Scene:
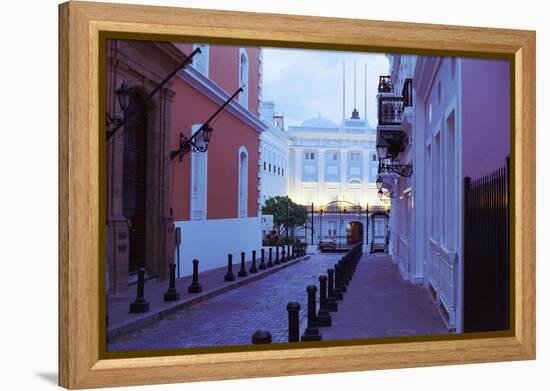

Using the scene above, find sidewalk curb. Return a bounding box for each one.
[107,255,310,341]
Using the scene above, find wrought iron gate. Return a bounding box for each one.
[315,201,366,252]
[463,158,510,332]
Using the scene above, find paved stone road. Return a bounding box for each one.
[107,253,343,351]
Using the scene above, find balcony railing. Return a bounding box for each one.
[378,96,404,125]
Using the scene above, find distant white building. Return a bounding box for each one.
[258,101,291,205]
[286,113,383,208]
[258,62,387,253]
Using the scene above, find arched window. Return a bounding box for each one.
[238,48,249,109]
[238,146,249,218]
[190,124,207,220]
[192,44,209,76]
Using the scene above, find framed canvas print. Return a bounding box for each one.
[58,1,536,389]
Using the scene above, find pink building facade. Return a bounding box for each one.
[170,43,267,277]
[105,40,267,293]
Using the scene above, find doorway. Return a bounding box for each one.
[122,92,148,274]
[347,221,363,245]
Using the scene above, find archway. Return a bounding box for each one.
[347,221,363,245]
[370,212,389,253]
[317,200,366,252]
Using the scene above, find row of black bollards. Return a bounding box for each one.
[251,242,363,344]
[129,258,204,313]
[224,244,305,282]
[129,244,308,315]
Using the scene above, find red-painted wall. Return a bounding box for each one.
[246,47,261,116]
[174,43,261,115]
[170,44,261,221]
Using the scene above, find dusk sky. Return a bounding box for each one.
[261,47,390,129]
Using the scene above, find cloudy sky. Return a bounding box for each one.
[261,47,390,129]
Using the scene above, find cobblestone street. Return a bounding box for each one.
[108,253,342,351]
[108,252,449,351]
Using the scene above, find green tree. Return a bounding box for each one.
[262,196,307,235]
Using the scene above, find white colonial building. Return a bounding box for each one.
[286,113,383,208]
[258,63,389,253]
[378,53,511,333]
[258,101,291,204]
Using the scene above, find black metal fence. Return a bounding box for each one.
[463,158,510,332]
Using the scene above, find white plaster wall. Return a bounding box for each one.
[259,126,290,204]
[174,217,262,277]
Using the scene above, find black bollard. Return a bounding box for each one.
[274,246,281,265]
[301,285,322,341]
[259,248,266,270]
[251,330,272,344]
[291,244,295,259]
[164,262,181,301]
[326,269,339,311]
[224,253,235,281]
[316,276,332,326]
[187,259,203,293]
[238,251,248,277]
[281,247,286,263]
[287,301,301,342]
[332,264,344,300]
[249,250,258,273]
[267,247,274,268]
[129,268,150,313]
[337,261,347,293]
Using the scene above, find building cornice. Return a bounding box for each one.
[390,54,402,80]
[177,66,268,133]
[288,131,376,141]
[157,42,267,133]
[413,56,442,100]
[262,124,291,145]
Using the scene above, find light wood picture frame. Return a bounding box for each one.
[58,1,536,389]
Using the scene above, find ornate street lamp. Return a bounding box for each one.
[376,144,389,161]
[170,87,243,161]
[376,131,409,161]
[170,124,213,160]
[379,158,413,178]
[376,176,384,190]
[107,47,202,141]
[116,81,131,114]
[378,188,396,199]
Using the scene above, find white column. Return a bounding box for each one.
[363,151,370,183]
[283,147,289,195]
[362,150,370,202]
[389,176,399,261]
[318,149,325,203]
[412,98,425,285]
[294,148,302,198]
[340,149,348,198]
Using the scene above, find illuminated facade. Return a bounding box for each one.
[286,114,383,208]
